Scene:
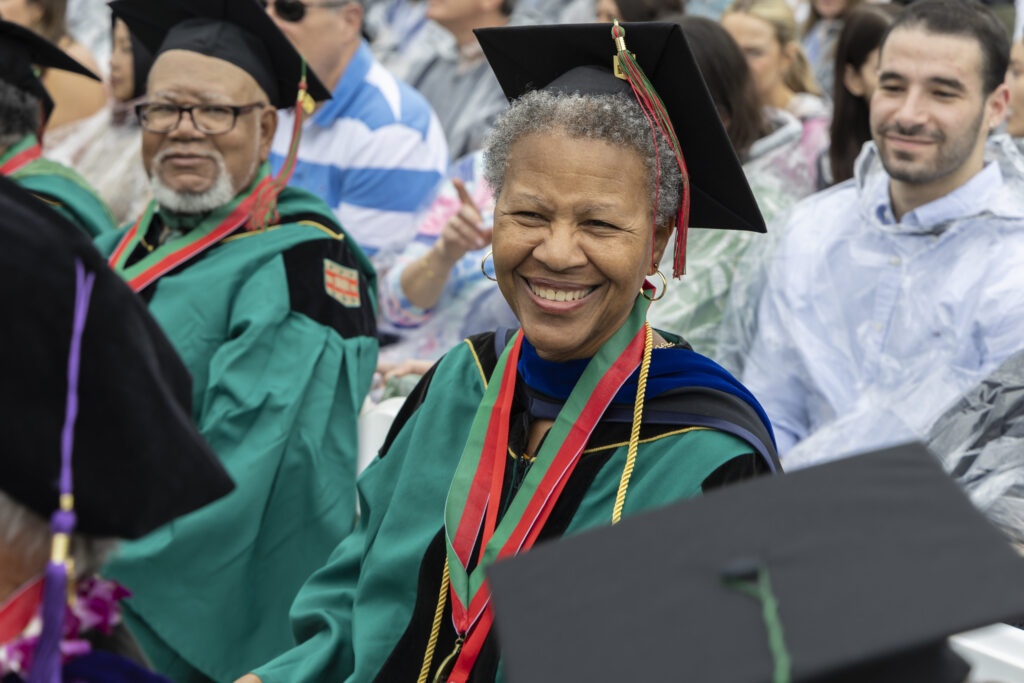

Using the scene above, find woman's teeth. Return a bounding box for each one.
[529,283,593,302]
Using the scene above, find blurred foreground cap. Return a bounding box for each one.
[0,175,234,539]
[0,19,100,122]
[489,442,1024,683]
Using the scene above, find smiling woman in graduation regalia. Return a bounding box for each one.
[243,21,779,683]
[92,1,378,681]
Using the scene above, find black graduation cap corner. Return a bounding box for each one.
[0,19,100,122]
[475,22,765,236]
[488,442,1024,683]
[0,174,234,539]
[108,0,331,109]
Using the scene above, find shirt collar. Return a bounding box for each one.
[872,161,1003,233]
[312,40,373,126]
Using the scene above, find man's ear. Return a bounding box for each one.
[985,82,1011,131]
[340,1,364,31]
[258,106,278,162]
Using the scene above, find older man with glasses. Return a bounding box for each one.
[93,1,379,682]
[263,0,448,277]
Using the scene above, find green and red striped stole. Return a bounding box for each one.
[441,294,651,681]
[108,174,273,293]
[0,135,42,176]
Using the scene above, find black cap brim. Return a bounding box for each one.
[0,175,234,539]
[488,443,1024,682]
[475,23,765,233]
[0,19,100,121]
[109,0,331,108]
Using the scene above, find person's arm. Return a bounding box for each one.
[400,178,490,310]
[111,238,379,682]
[740,225,813,456]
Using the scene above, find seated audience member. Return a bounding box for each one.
[650,15,817,360]
[0,20,113,235]
[722,0,830,183]
[821,3,897,187]
[378,149,517,365]
[265,0,448,273]
[0,174,233,683]
[365,0,452,82]
[742,0,1024,460]
[723,0,827,119]
[595,0,683,22]
[95,1,379,680]
[236,21,777,683]
[926,348,1024,548]
[800,0,864,99]
[0,0,105,129]
[407,0,514,158]
[46,17,153,224]
[1007,36,1024,144]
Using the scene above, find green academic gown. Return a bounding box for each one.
[96,168,379,683]
[1,134,114,236]
[252,330,777,683]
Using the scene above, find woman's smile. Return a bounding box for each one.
[492,131,671,362]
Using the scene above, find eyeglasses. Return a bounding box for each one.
[135,102,266,135]
[258,0,352,22]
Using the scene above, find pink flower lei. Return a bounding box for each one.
[0,576,131,677]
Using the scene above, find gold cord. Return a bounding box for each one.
[612,322,653,524]
[418,557,452,683]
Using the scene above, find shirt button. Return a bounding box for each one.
[874,322,883,331]
[889,256,901,266]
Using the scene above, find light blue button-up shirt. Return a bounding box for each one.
[742,136,1024,464]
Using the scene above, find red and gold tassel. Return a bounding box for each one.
[249,59,316,231]
[611,20,691,277]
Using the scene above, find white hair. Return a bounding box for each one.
[150,149,239,215]
[0,490,118,581]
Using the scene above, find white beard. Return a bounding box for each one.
[149,151,238,214]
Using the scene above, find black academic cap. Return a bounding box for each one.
[0,175,234,539]
[0,19,100,122]
[108,0,331,108]
[488,443,1024,683]
[475,23,764,233]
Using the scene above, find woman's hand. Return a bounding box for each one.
[233,675,262,683]
[434,179,492,264]
[401,179,493,311]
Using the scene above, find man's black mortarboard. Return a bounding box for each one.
[108,0,330,109]
[488,443,1024,683]
[0,174,234,540]
[0,19,100,123]
[476,22,765,277]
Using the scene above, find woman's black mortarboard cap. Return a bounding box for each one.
[0,19,100,123]
[475,22,765,237]
[489,443,1024,682]
[107,0,331,108]
[0,174,234,539]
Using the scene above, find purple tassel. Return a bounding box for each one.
[28,260,95,683]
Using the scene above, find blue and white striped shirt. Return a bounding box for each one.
[271,40,448,272]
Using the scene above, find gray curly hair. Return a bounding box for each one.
[483,89,683,227]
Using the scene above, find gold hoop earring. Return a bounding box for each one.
[480,250,497,282]
[641,270,667,302]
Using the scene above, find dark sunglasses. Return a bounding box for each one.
[259,0,352,22]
